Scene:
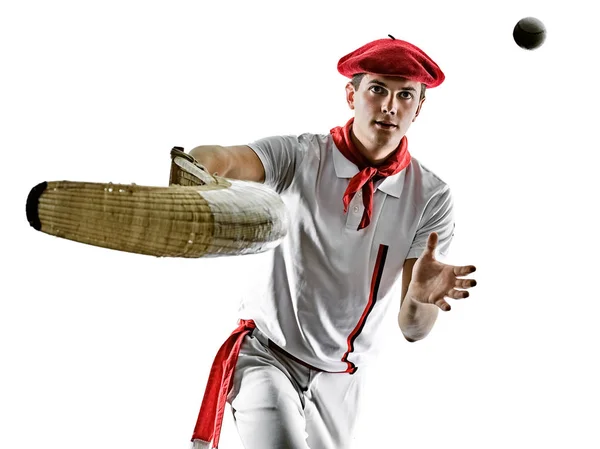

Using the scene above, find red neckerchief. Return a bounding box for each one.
[191,319,256,448]
[330,117,411,230]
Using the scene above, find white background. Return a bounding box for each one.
[2,0,599,448]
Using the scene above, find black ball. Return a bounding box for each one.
[513,17,546,50]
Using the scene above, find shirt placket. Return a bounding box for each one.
[345,189,364,230]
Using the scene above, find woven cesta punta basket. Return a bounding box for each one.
[25,147,289,258]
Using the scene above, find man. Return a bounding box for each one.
[187,35,477,449]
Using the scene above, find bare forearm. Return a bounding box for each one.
[188,145,265,182]
[188,145,231,177]
[398,293,439,342]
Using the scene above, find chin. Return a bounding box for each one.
[374,135,403,151]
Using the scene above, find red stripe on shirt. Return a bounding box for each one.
[341,244,388,374]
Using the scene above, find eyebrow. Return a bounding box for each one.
[368,79,417,92]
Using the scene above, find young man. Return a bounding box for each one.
[188,35,478,449]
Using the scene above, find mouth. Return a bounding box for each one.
[375,121,398,130]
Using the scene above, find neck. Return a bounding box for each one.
[350,127,399,166]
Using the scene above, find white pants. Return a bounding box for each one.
[225,327,368,449]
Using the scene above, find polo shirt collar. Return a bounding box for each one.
[332,143,409,199]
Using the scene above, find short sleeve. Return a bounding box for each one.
[247,135,309,194]
[406,185,455,263]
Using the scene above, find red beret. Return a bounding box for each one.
[337,35,445,88]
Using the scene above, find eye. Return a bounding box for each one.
[398,91,414,99]
[369,85,386,95]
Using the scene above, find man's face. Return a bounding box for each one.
[345,74,425,161]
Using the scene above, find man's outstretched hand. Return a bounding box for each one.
[409,232,477,312]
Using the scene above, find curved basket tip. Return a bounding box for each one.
[26,181,48,231]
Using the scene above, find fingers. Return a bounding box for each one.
[429,264,478,312]
[432,289,466,311]
[434,298,451,312]
[454,265,476,276]
[424,232,438,256]
[455,278,477,289]
[434,289,468,311]
[447,288,469,299]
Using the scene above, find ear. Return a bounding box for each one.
[412,96,426,122]
[345,82,356,110]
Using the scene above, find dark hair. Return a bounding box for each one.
[351,73,426,101]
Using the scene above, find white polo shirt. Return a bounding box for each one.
[238,132,455,373]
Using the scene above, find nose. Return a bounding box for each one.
[381,96,397,116]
